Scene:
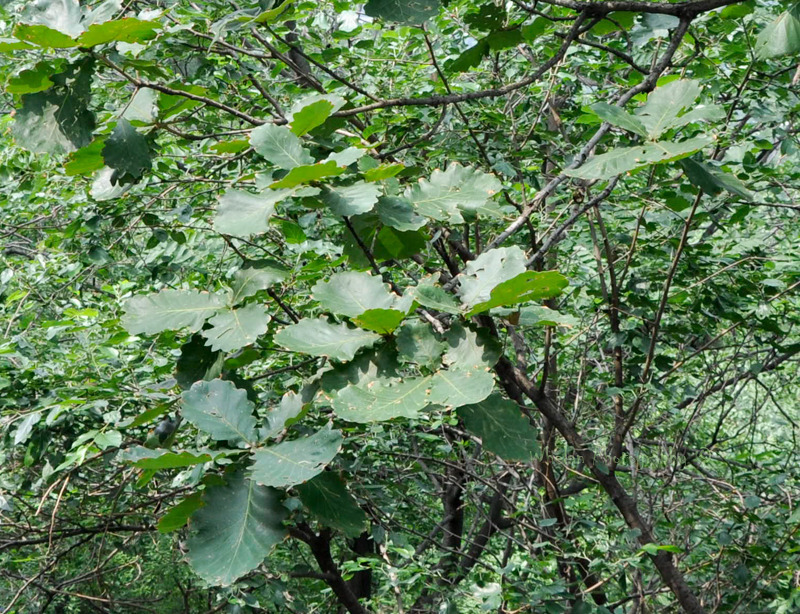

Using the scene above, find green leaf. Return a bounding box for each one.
[450,39,489,72]
[119,446,213,469]
[214,188,292,236]
[250,425,342,487]
[352,309,406,334]
[364,0,440,25]
[296,473,367,537]
[175,334,224,390]
[78,18,160,47]
[376,196,427,231]
[467,271,569,316]
[565,137,710,180]
[429,369,494,408]
[364,163,405,182]
[12,24,77,48]
[456,246,527,308]
[7,61,59,94]
[679,158,753,200]
[396,320,446,368]
[375,227,427,260]
[406,163,502,223]
[158,493,205,533]
[229,262,289,304]
[202,304,270,353]
[64,138,106,176]
[187,473,286,586]
[102,119,152,183]
[181,379,258,443]
[289,95,345,136]
[250,124,313,169]
[330,376,432,422]
[459,394,539,461]
[275,318,381,362]
[312,271,395,317]
[270,161,346,188]
[590,102,647,137]
[321,181,381,216]
[12,58,95,154]
[122,290,226,335]
[756,4,800,59]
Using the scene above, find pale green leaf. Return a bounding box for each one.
[321,181,381,216]
[429,369,494,407]
[250,124,313,169]
[312,271,395,317]
[214,188,292,236]
[274,318,381,361]
[330,376,431,422]
[122,290,226,335]
[591,102,647,137]
[250,425,342,487]
[202,304,270,352]
[229,263,290,304]
[376,196,427,231]
[756,4,800,59]
[456,246,527,308]
[405,163,501,223]
[467,271,569,316]
[181,379,258,443]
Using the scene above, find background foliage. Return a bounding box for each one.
[1,0,799,612]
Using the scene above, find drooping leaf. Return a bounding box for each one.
[181,379,258,443]
[679,158,753,200]
[429,368,494,408]
[296,473,367,537]
[250,425,342,487]
[312,271,395,317]
[459,394,540,461]
[396,320,447,368]
[102,119,152,183]
[330,376,432,422]
[321,181,381,216]
[467,271,569,316]
[326,147,365,167]
[229,262,290,304]
[187,473,286,586]
[122,87,157,123]
[352,309,406,334]
[122,290,226,335]
[214,188,292,236]
[250,124,314,169]
[270,161,346,188]
[564,137,710,180]
[202,304,270,353]
[456,246,527,308]
[364,0,440,25]
[274,318,381,361]
[406,163,502,223]
[158,493,205,533]
[756,4,800,59]
[12,58,95,154]
[175,333,224,390]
